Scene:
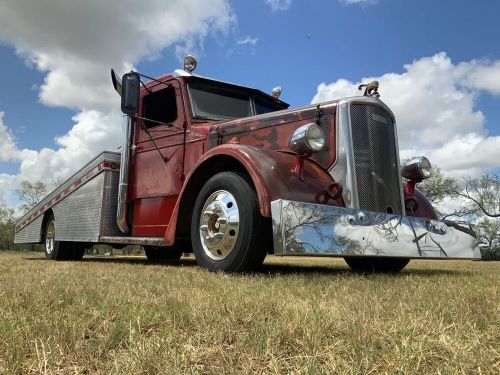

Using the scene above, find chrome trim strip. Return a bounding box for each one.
[329,96,405,215]
[271,199,480,259]
[99,236,164,246]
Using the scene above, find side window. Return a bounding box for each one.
[142,87,177,128]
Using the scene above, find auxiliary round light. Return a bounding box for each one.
[184,55,197,73]
[401,156,433,181]
[418,156,432,178]
[289,123,326,154]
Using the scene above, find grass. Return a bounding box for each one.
[0,252,498,374]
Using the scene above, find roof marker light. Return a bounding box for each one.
[184,55,197,73]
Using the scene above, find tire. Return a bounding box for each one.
[44,213,87,261]
[191,172,269,273]
[143,246,182,261]
[344,257,410,273]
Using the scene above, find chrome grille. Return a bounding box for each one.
[350,104,402,214]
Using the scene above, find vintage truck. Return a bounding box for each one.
[14,56,480,272]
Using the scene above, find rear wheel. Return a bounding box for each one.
[191,172,269,273]
[344,257,410,273]
[44,213,87,261]
[143,246,182,261]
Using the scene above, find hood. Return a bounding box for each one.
[208,101,338,141]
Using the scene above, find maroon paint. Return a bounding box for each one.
[162,145,341,245]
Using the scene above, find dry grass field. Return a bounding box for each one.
[0,251,498,374]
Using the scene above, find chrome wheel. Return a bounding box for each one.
[199,190,239,260]
[45,220,55,254]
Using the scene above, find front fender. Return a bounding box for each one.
[204,145,339,215]
[163,144,339,245]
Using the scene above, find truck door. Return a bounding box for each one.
[129,80,185,237]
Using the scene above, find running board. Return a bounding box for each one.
[99,236,165,246]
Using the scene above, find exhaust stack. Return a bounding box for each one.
[111,69,140,234]
[116,116,131,233]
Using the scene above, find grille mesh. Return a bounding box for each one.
[350,104,402,214]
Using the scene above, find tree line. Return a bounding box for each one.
[1,169,499,259]
[0,181,48,251]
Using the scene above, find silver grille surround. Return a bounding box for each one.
[329,97,405,215]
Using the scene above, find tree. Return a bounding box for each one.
[416,165,459,206]
[475,217,500,249]
[0,203,15,250]
[453,173,500,218]
[17,181,47,214]
[475,217,500,260]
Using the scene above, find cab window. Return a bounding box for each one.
[142,87,177,128]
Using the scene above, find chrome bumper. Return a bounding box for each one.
[271,200,480,259]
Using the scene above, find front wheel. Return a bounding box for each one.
[344,257,410,273]
[191,172,269,273]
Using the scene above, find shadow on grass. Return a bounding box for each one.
[260,262,470,277]
[24,255,469,277]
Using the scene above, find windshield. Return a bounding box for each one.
[189,83,251,120]
[188,79,286,120]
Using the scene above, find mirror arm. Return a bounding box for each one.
[133,71,172,86]
[140,80,152,94]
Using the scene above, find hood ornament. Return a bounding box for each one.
[358,80,380,98]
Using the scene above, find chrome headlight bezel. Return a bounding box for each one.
[289,123,326,154]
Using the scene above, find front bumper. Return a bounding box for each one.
[271,200,480,259]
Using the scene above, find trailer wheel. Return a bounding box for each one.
[143,246,182,261]
[344,257,410,273]
[44,213,86,261]
[44,214,63,260]
[191,172,269,273]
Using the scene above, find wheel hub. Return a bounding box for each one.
[199,190,239,260]
[46,220,55,254]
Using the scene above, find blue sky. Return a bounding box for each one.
[0,0,499,207]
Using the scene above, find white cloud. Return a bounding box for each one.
[237,36,259,46]
[18,111,124,183]
[0,110,123,202]
[264,0,292,12]
[0,174,17,205]
[312,52,500,178]
[0,0,235,111]
[0,112,33,163]
[0,0,235,209]
[460,60,500,95]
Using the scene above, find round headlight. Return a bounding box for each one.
[418,157,432,178]
[289,123,326,154]
[401,156,433,181]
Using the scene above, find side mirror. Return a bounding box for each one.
[121,72,140,115]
